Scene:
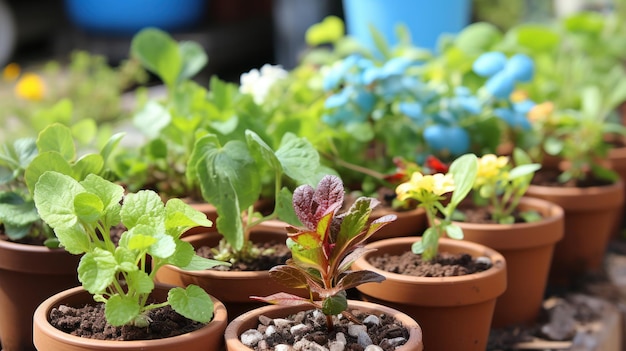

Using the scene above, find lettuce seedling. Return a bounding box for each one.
[34,171,228,327]
[252,175,396,330]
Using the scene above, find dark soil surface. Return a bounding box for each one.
[0,231,47,245]
[456,202,530,224]
[532,168,613,188]
[196,240,291,271]
[48,303,205,341]
[241,308,410,351]
[368,251,492,277]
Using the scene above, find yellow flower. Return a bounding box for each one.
[2,63,20,81]
[396,172,455,201]
[476,154,509,183]
[14,73,46,101]
[510,90,528,103]
[527,101,554,122]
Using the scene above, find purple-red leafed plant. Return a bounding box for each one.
[252,174,397,330]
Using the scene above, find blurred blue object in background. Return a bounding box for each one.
[64,0,208,35]
[342,0,473,53]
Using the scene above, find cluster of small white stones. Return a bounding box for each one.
[239,309,408,351]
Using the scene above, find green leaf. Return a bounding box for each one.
[245,130,281,175]
[80,174,125,212]
[34,171,85,229]
[449,154,478,208]
[133,100,172,140]
[77,248,117,294]
[13,138,37,169]
[165,198,213,237]
[54,225,90,254]
[73,192,104,223]
[581,86,602,119]
[178,41,208,81]
[275,187,301,226]
[322,293,348,316]
[70,119,97,146]
[121,190,166,229]
[0,193,39,226]
[36,123,76,161]
[169,285,214,323]
[147,231,176,259]
[275,133,321,184]
[508,24,559,53]
[508,164,541,180]
[180,252,230,270]
[25,152,73,194]
[126,270,154,294]
[445,224,464,240]
[105,294,140,327]
[127,232,157,251]
[454,22,502,54]
[100,132,125,165]
[520,210,542,223]
[72,154,104,180]
[305,15,344,46]
[131,28,182,87]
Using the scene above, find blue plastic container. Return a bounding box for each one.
[342,0,473,52]
[64,0,207,35]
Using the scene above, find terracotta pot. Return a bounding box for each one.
[33,284,227,351]
[367,206,427,242]
[352,237,507,351]
[526,180,624,286]
[154,229,308,321]
[224,300,424,351]
[456,197,564,328]
[0,239,80,351]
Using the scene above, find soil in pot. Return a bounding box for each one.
[239,308,410,351]
[48,303,205,341]
[196,239,291,271]
[368,250,492,277]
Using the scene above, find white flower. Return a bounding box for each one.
[239,64,288,105]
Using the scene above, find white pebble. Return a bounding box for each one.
[348,324,367,337]
[290,323,309,334]
[362,315,380,325]
[328,340,345,351]
[265,325,277,336]
[386,337,407,346]
[240,329,263,347]
[476,256,492,265]
[293,338,328,351]
[275,344,294,351]
[335,332,347,344]
[364,346,383,351]
[273,318,293,329]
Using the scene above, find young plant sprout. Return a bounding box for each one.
[252,175,396,331]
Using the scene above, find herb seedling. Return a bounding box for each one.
[34,171,228,327]
[252,175,396,330]
[0,123,123,247]
[469,148,542,224]
[395,153,478,260]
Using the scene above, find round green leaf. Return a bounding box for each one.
[168,285,214,323]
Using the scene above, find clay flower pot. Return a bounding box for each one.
[456,197,564,328]
[525,179,624,286]
[367,206,427,242]
[224,300,424,351]
[33,284,228,351]
[154,229,308,320]
[0,239,80,351]
[352,237,507,351]
[608,145,626,237]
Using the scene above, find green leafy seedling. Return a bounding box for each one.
[34,171,228,327]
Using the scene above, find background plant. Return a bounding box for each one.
[252,174,396,330]
[34,171,228,327]
[0,123,122,247]
[467,148,541,224]
[395,154,478,260]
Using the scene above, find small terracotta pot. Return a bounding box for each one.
[367,206,427,242]
[224,300,424,351]
[154,229,308,321]
[526,180,624,286]
[456,197,564,328]
[352,237,507,351]
[0,239,80,351]
[33,284,228,351]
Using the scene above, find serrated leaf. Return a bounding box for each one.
[126,270,154,294]
[127,233,157,251]
[34,171,85,229]
[54,224,90,254]
[80,174,125,211]
[25,152,73,194]
[169,285,214,323]
[36,123,75,161]
[121,190,166,229]
[73,192,104,223]
[105,294,140,327]
[71,154,104,180]
[164,198,213,237]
